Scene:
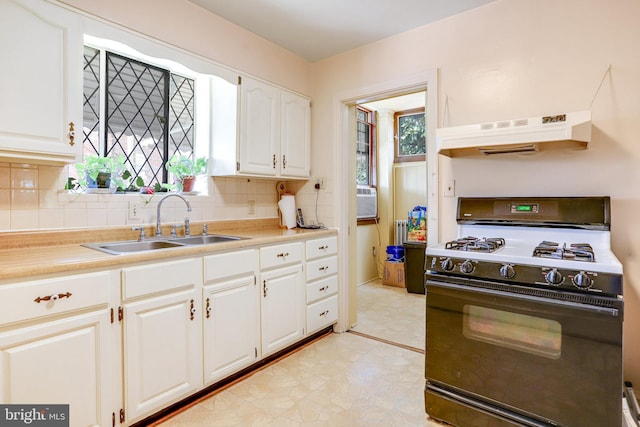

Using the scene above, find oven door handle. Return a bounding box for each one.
[427,280,621,318]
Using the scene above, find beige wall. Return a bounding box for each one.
[356,224,379,285]
[311,0,640,385]
[59,0,312,94]
[394,163,427,220]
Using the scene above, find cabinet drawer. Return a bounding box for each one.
[306,294,338,334]
[260,242,303,270]
[306,256,337,282]
[122,258,201,300]
[0,271,112,326]
[204,249,258,283]
[306,276,338,304]
[305,236,337,260]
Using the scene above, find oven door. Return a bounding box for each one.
[425,276,622,427]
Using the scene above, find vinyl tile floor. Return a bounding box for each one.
[351,280,425,352]
[156,280,442,426]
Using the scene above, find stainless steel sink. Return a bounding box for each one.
[172,235,244,245]
[84,240,186,255]
[83,234,246,255]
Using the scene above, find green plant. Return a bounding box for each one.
[165,154,208,180]
[117,169,150,192]
[75,154,128,190]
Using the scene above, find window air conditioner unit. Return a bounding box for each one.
[357,187,377,219]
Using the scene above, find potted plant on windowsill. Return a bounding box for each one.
[75,154,128,193]
[165,154,208,193]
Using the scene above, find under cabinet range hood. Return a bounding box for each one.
[437,110,592,157]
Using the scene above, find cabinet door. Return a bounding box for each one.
[0,310,113,427]
[123,289,202,422]
[260,264,304,356]
[280,90,310,178]
[0,0,82,164]
[203,274,259,385]
[238,76,280,175]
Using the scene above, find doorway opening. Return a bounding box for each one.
[333,69,438,340]
[350,91,427,351]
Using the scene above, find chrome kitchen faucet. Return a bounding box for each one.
[156,194,192,237]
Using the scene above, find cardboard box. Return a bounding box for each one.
[383,260,405,288]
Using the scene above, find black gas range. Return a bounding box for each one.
[425,197,623,427]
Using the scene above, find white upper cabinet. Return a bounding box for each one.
[0,0,83,164]
[210,75,310,179]
[239,76,281,176]
[280,89,311,178]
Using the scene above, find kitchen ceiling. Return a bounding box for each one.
[187,0,495,62]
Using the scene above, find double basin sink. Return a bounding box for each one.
[84,234,245,255]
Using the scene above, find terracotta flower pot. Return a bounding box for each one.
[181,176,196,192]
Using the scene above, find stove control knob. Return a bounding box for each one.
[440,258,454,271]
[460,260,475,274]
[545,269,563,286]
[573,272,592,289]
[500,264,515,279]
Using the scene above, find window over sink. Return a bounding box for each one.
[70,35,212,193]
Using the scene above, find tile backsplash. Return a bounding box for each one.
[0,162,280,231]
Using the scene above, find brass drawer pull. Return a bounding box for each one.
[190,299,196,321]
[34,292,72,303]
[206,297,211,319]
[318,245,328,250]
[319,266,329,272]
[320,310,329,317]
[277,252,289,258]
[319,286,328,292]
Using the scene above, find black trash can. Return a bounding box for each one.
[403,241,426,294]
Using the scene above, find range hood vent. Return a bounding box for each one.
[437,111,591,157]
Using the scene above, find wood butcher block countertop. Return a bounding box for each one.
[0,218,337,282]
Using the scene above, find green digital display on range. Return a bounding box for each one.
[510,203,538,214]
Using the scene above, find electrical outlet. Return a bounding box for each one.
[317,177,326,189]
[248,200,256,215]
[128,202,140,220]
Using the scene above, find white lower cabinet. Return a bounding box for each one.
[203,249,259,385]
[0,270,118,427]
[260,242,305,357]
[121,258,202,424]
[306,293,338,333]
[305,236,339,334]
[0,233,338,426]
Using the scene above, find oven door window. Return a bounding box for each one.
[463,305,561,359]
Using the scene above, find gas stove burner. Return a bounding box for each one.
[445,236,505,253]
[532,241,595,262]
